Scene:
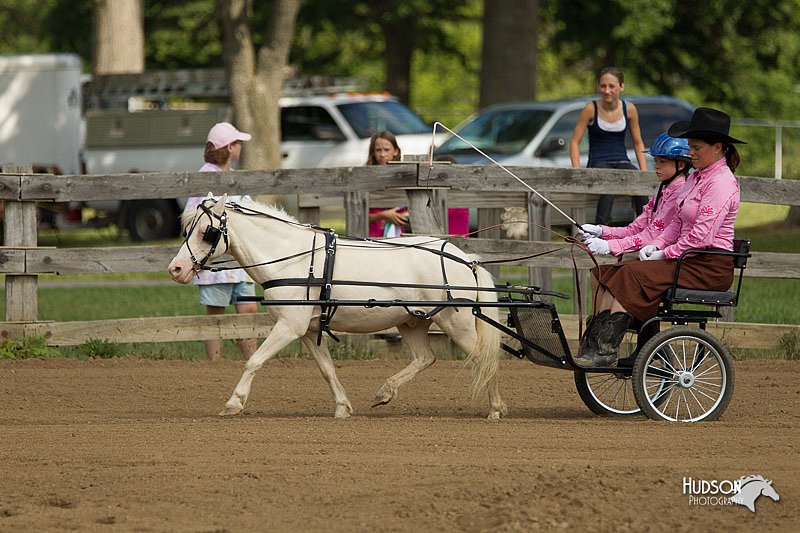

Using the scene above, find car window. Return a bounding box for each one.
[438,108,553,155]
[281,106,342,141]
[626,103,694,149]
[538,109,585,157]
[337,101,429,138]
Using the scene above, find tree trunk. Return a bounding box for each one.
[479,0,539,108]
[382,17,416,105]
[93,0,144,74]
[220,0,300,171]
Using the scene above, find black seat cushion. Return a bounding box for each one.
[669,288,737,306]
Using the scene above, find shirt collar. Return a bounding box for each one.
[694,157,728,180]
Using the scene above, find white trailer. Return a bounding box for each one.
[0,54,83,175]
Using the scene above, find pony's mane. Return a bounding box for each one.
[180,196,299,228]
[236,198,299,223]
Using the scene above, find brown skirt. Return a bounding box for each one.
[594,251,734,321]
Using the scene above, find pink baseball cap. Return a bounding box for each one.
[206,122,252,149]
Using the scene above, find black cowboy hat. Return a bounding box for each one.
[667,107,746,144]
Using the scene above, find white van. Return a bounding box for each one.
[0,54,83,175]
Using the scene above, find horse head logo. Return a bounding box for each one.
[731,475,780,513]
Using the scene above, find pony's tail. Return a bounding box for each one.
[466,265,503,401]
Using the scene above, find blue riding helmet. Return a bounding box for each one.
[644,132,691,161]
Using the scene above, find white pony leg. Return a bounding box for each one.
[485,378,507,421]
[437,310,506,420]
[220,321,299,416]
[300,334,353,419]
[372,322,435,407]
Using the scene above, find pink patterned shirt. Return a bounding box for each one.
[651,157,739,259]
[600,176,686,256]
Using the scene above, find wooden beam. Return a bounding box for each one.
[1,313,797,351]
[12,166,800,206]
[6,242,800,279]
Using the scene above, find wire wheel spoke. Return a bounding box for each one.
[588,374,636,410]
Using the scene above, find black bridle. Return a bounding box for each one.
[183,198,229,272]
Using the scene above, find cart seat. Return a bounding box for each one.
[663,238,750,310]
[669,288,738,306]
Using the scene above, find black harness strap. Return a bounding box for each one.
[317,230,339,345]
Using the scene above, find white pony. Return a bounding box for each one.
[168,194,506,419]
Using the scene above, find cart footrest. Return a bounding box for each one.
[509,305,570,368]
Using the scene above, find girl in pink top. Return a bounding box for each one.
[580,133,691,256]
[577,108,744,367]
[366,131,470,237]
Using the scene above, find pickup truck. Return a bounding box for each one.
[84,93,440,240]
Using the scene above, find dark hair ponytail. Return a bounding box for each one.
[724,144,740,172]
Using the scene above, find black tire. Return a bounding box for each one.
[632,327,735,422]
[124,200,180,241]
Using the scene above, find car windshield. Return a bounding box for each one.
[438,108,553,155]
[337,101,430,138]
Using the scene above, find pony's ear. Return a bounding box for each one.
[213,193,228,215]
[205,192,214,200]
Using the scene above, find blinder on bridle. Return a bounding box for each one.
[184,198,229,271]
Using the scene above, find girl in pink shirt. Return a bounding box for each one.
[577,108,744,367]
[580,133,691,256]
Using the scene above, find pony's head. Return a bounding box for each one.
[168,192,229,284]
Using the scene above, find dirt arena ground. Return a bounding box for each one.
[1,356,797,532]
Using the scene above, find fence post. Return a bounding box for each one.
[528,193,552,291]
[406,188,447,235]
[477,208,503,279]
[3,164,38,322]
[345,191,368,237]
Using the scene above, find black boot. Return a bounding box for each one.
[577,312,631,367]
[577,310,609,359]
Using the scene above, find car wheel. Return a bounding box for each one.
[124,200,180,241]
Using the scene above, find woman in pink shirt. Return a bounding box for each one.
[580,132,691,256]
[577,108,744,366]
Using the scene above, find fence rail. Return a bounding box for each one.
[2,163,799,349]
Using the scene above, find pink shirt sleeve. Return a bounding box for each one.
[603,177,685,256]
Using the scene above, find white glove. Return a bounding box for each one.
[639,244,665,261]
[586,237,611,255]
[580,224,603,238]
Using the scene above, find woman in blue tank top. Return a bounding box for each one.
[570,66,648,225]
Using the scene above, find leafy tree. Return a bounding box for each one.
[294,0,481,105]
[144,0,222,68]
[545,0,800,118]
[0,1,60,53]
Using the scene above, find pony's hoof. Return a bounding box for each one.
[371,385,394,407]
[334,405,352,419]
[487,411,502,421]
[219,404,243,416]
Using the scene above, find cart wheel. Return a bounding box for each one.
[574,370,640,415]
[573,331,642,416]
[632,327,735,422]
